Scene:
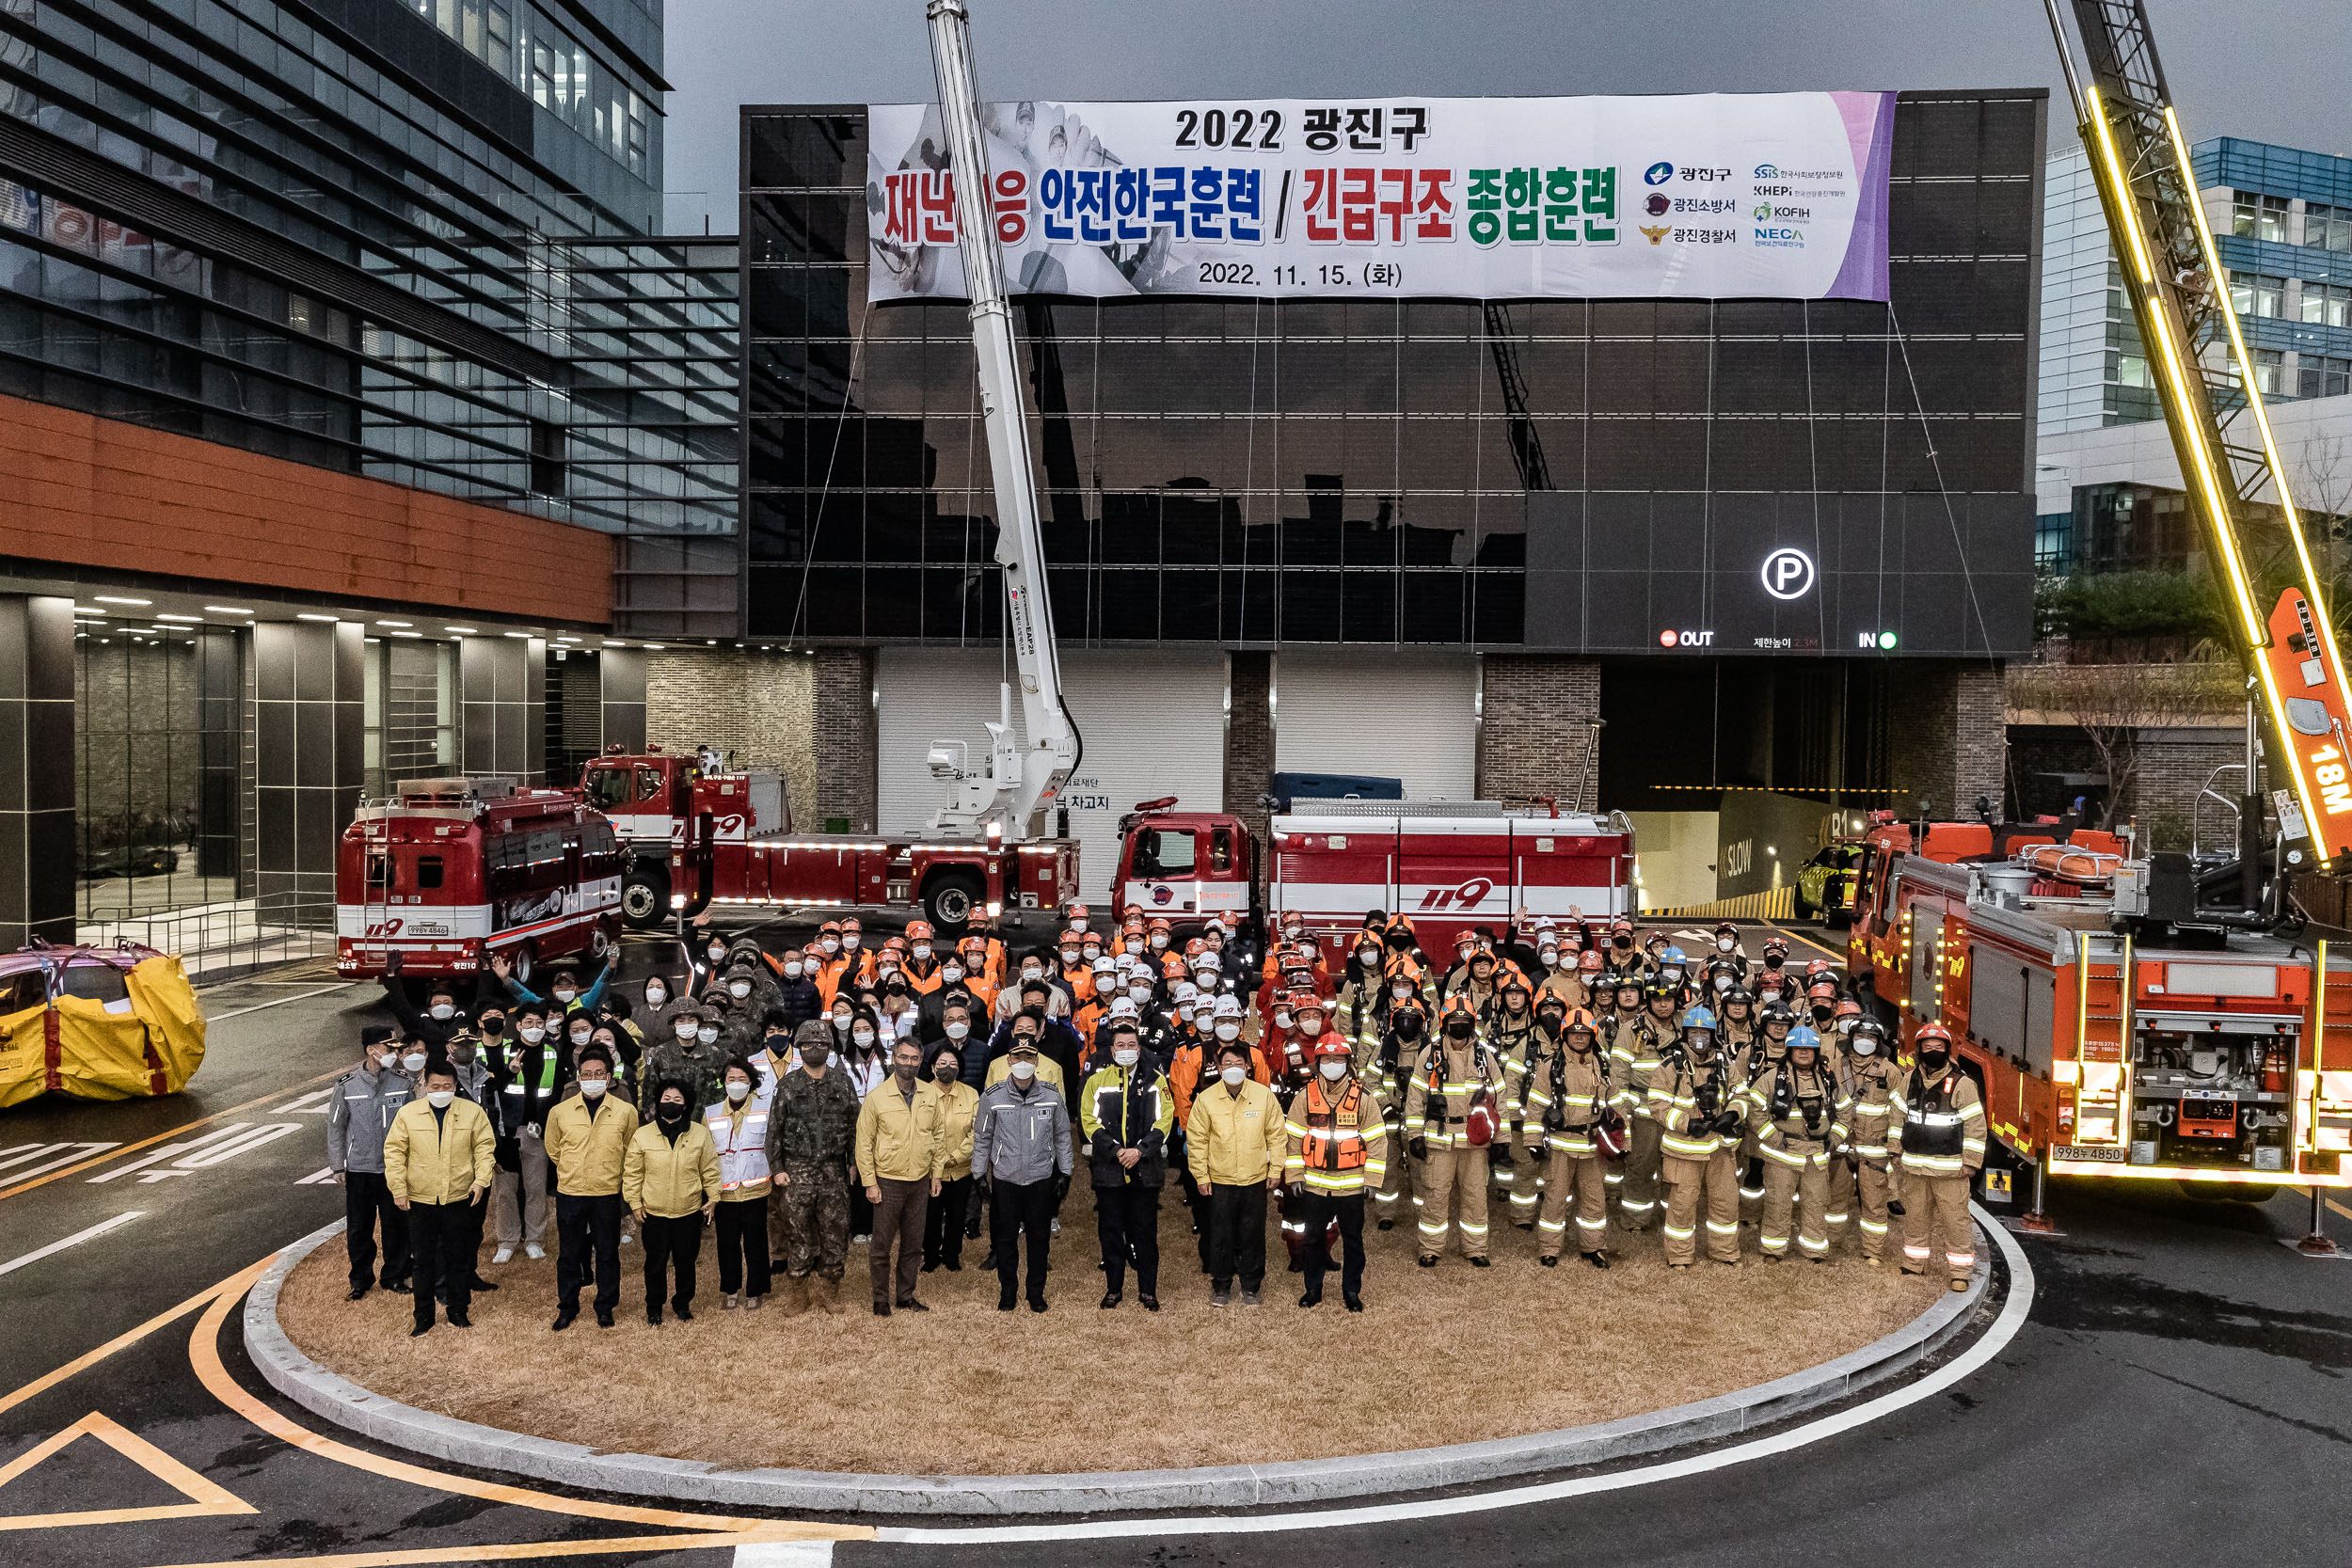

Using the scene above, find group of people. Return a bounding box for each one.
[328,904,1987,1337]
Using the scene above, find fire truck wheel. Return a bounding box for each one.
[2178,1180,2280,1204]
[620,864,672,929]
[922,869,986,934]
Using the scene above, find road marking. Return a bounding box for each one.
[277,1087,341,1116]
[736,1545,836,1567]
[141,1535,760,1568]
[0,1410,256,1532]
[203,985,353,1022]
[183,1270,875,1542]
[295,1167,338,1185]
[87,1123,303,1183]
[0,1212,144,1277]
[0,1143,119,1182]
[879,1209,2037,1544]
[0,1261,270,1421]
[1768,920,1850,962]
[0,1067,347,1202]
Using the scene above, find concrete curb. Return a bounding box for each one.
[245,1219,1993,1517]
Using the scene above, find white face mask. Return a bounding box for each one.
[429,1004,454,1022]
[1215,1021,1241,1041]
[1851,1037,1878,1057]
[1009,1058,1037,1082]
[851,1027,875,1047]
[518,1025,546,1044]
[370,1052,394,1073]
[552,989,575,1004]
[1195,972,1218,990]
[913,943,932,959]
[945,1020,970,1040]
[1022,965,1043,982]
[840,934,860,951]
[675,1020,697,1038]
[1113,1047,1140,1068]
[728,979,752,998]
[708,944,727,962]
[570,1028,592,1047]
[1273,1010,1294,1030]
[1391,984,1411,1001]
[1319,1059,1348,1081]
[784,960,804,978]
[645,983,667,1005]
[1129,984,1152,1004]
[820,938,840,955]
[1540,948,1560,968]
[697,1025,720,1044]
[402,1051,428,1073]
[725,1079,751,1102]
[1715,975,1733,991]
[426,1088,455,1108]
[943,963,965,982]
[1220,1064,1248,1087]
[1058,947,1078,965]
[1149,934,1168,950]
[1082,942,1101,959]
[832,1011,852,1029]
[578,1076,609,1099]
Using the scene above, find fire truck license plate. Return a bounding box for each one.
[2055,1145,2128,1164]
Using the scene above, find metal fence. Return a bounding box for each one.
[78,895,340,984]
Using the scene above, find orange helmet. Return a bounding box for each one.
[959,933,988,956]
[1147,916,1172,934]
[1183,937,1208,958]
[881,935,908,954]
[1578,949,1604,973]
[1308,1034,1354,1063]
[904,921,933,942]
[1914,1022,1954,1047]
[1292,990,1330,1022]
[1561,1006,1599,1038]
[1162,953,1188,980]
[818,919,843,936]
[840,916,863,932]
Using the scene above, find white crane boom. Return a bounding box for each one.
[920,0,1079,844]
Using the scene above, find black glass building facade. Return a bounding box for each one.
[742,91,2042,655]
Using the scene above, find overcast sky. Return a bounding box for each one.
[655,0,2349,234]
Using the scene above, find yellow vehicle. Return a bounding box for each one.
[1793,840,1865,927]
[0,941,207,1108]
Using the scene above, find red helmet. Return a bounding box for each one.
[903,921,933,942]
[1309,1035,1354,1064]
[1161,953,1188,979]
[1805,958,1833,977]
[1914,1022,1954,1047]
[1807,979,1840,1002]
[1578,949,1605,973]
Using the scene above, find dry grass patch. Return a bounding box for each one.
[281,1185,1939,1475]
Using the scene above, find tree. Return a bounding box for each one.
[2007,661,2238,830]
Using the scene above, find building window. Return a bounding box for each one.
[530,416,567,497]
[2252,348,2285,397]
[2034,511,2073,570]
[2306,202,2352,253]
[2301,280,2352,328]
[2298,354,2352,401]
[2233,192,2289,244]
[2231,272,2287,319]
[363,638,456,800]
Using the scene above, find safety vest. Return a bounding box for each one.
[1298,1076,1370,1172]
[704,1093,772,1192]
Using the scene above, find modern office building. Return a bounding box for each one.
[732,91,2043,894]
[0,0,737,946]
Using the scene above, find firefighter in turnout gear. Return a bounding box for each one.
[1835,1017,1899,1261]
[1371,996,1429,1229]
[1403,1000,1504,1266]
[1891,1022,1984,1290]
[1747,1025,1851,1261]
[1736,1001,1796,1218]
[1283,1037,1386,1309]
[1608,978,1678,1231]
[1652,1006,1749,1267]
[1520,1006,1615,1268]
[1485,971,1538,1226]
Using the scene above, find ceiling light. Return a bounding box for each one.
[389,630,423,639]
[156,613,203,622]
[95,595,151,606]
[601,640,626,647]
[296,612,339,622]
[204,606,255,615]
[375,620,413,628]
[502,631,531,639]
[643,642,667,650]
[444,626,478,635]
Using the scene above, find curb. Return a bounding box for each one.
[245,1219,1994,1517]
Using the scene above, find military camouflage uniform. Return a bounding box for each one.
[639,1035,731,1118]
[765,1022,859,1282]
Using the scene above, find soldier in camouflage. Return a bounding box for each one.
[640,1003,733,1118]
[765,1018,859,1314]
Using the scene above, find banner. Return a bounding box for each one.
[866,92,1894,304]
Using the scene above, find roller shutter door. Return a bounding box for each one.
[875,648,1226,901]
[1273,651,1478,800]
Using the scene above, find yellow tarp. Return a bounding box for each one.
[0,955,207,1109]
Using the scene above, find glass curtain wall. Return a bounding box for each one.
[74,623,242,921]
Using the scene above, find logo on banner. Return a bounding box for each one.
[1638,225,1671,246]
[1418,878,1497,911]
[1644,161,1675,185]
[1761,548,1817,600]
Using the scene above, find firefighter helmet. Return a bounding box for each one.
[1562,1006,1599,1039]
[1759,999,1795,1025]
[1761,935,1789,958]
[1309,1035,1354,1064]
[904,921,933,942]
[1848,1018,1886,1055]
[1579,949,1605,973]
[1161,953,1188,980]
[1914,1022,1954,1047]
[1786,1024,1823,1054]
[1682,1005,1718,1032]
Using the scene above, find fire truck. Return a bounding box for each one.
[1849,816,2352,1202]
[580,745,1078,933]
[335,777,622,984]
[1111,798,1638,952]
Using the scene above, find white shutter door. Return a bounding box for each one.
[875,649,1225,898]
[1273,651,1478,800]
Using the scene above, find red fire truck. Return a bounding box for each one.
[335,777,622,984]
[1111,798,1639,952]
[581,748,1078,933]
[1849,816,2352,1202]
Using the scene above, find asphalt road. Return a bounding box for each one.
[0,920,2345,1568]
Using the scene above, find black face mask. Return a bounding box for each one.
[656,1102,687,1126]
[480,1018,504,1037]
[802,1046,831,1069]
[1394,1016,1422,1040]
[933,1061,959,1083]
[1446,1021,1473,1040]
[1920,1048,1951,1072]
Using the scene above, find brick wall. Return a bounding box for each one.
[1476,655,1603,808]
[811,649,876,832]
[644,650,818,827]
[2,390,612,624]
[2009,721,2254,849]
[1890,660,2008,818]
[1224,651,1272,843]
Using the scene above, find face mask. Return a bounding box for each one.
[570,1023,593,1043]
[719,979,746,999]
[1320,1058,1348,1081]
[1717,938,1737,953]
[1358,947,1379,967]
[1715,975,1733,992]
[934,1060,960,1083]
[553,988,576,1005]
[657,1101,687,1125]
[784,960,803,978]
[895,1058,917,1081]
[480,1016,505,1037]
[518,1024,546,1044]
[820,938,840,955]
[1391,983,1411,1001]
[1215,1021,1241,1041]
[1220,1065,1248,1087]
[1150,935,1168,950]
[645,983,667,1006]
[851,1028,874,1047]
[1395,1015,1422,1039]
[724,1079,751,1103]
[943,963,964,982]
[1764,955,1784,970]
[832,1011,852,1029]
[841,934,860,951]
[1129,984,1151,1004]
[1851,1037,1879,1057]
[1273,1010,1294,1030]
[802,1046,830,1070]
[1195,973,1218,990]
[1921,1048,1951,1071]
[371,1051,397,1073]
[945,1021,970,1041]
[578,1076,609,1099]
[698,1025,720,1045]
[913,943,932,959]
[429,1004,454,1022]
[1541,949,1561,968]
[426,1089,454,1108]
[1022,965,1043,982]
[675,1020,697,1038]
[1114,1046,1139,1068]
[1009,1059,1037,1082]
[402,1051,428,1073]
[1445,1021,1472,1041]
[1082,942,1101,959]
[1538,1012,1565,1033]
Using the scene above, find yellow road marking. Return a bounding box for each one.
[138,1532,782,1568]
[183,1271,872,1542]
[0,1261,268,1421]
[0,1067,349,1202]
[1768,921,1849,963]
[0,1411,256,1532]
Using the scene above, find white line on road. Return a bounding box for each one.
[295,1167,338,1185]
[276,1087,341,1116]
[0,1142,120,1181]
[733,1545,834,1568]
[880,1207,2037,1544]
[204,985,353,1022]
[86,1122,304,1183]
[0,1212,144,1277]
